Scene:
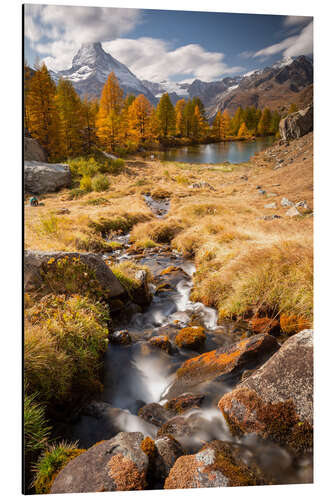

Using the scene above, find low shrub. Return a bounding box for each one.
[25,294,110,401]
[80,175,93,193]
[84,197,110,206]
[131,218,183,244]
[33,441,85,494]
[92,174,110,192]
[40,255,110,299]
[38,214,59,236]
[67,188,85,200]
[89,213,148,236]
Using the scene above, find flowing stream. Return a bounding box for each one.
[67,195,312,486]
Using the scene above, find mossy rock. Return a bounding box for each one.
[175,326,206,350]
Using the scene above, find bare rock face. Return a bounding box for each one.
[24,137,47,162]
[24,250,125,299]
[50,432,148,493]
[218,330,313,453]
[279,105,313,141]
[24,160,72,194]
[165,334,279,399]
[164,440,265,489]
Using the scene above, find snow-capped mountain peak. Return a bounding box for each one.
[51,42,156,103]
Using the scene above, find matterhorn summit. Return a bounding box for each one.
[51,42,156,102]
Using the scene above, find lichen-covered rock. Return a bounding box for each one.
[279,105,313,141]
[153,436,184,486]
[148,335,172,353]
[24,251,125,300]
[164,440,265,489]
[50,432,148,493]
[218,330,313,453]
[24,137,47,162]
[138,403,174,428]
[165,334,279,398]
[164,393,205,414]
[175,326,206,350]
[24,160,71,194]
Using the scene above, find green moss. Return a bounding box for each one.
[33,441,85,494]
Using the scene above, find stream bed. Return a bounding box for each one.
[66,196,312,486]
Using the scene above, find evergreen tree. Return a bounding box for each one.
[25,63,62,160]
[128,94,153,143]
[230,106,245,136]
[237,121,249,138]
[257,108,272,136]
[220,110,231,139]
[269,110,281,135]
[81,97,98,155]
[96,72,124,152]
[175,99,186,136]
[156,93,175,138]
[212,111,222,139]
[55,78,85,158]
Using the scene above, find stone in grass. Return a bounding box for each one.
[281,197,294,207]
[286,206,301,217]
[50,432,149,493]
[264,202,277,209]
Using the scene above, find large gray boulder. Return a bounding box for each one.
[50,432,149,493]
[24,160,72,194]
[24,250,125,299]
[279,105,313,141]
[218,330,313,453]
[24,137,47,162]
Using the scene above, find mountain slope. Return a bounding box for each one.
[51,42,156,103]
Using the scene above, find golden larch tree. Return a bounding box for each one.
[96,72,124,152]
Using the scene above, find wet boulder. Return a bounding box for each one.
[164,393,205,414]
[132,269,152,308]
[110,330,132,345]
[148,335,172,353]
[279,104,313,141]
[50,432,149,493]
[164,440,265,488]
[24,160,72,194]
[165,334,279,398]
[218,330,313,453]
[138,403,174,428]
[24,251,125,300]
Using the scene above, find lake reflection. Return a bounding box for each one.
[160,137,275,164]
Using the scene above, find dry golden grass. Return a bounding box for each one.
[25,134,313,323]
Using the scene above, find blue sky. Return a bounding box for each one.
[24,5,313,83]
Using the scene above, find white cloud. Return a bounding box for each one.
[254,21,313,59]
[284,16,312,27]
[24,4,141,70]
[103,38,243,82]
